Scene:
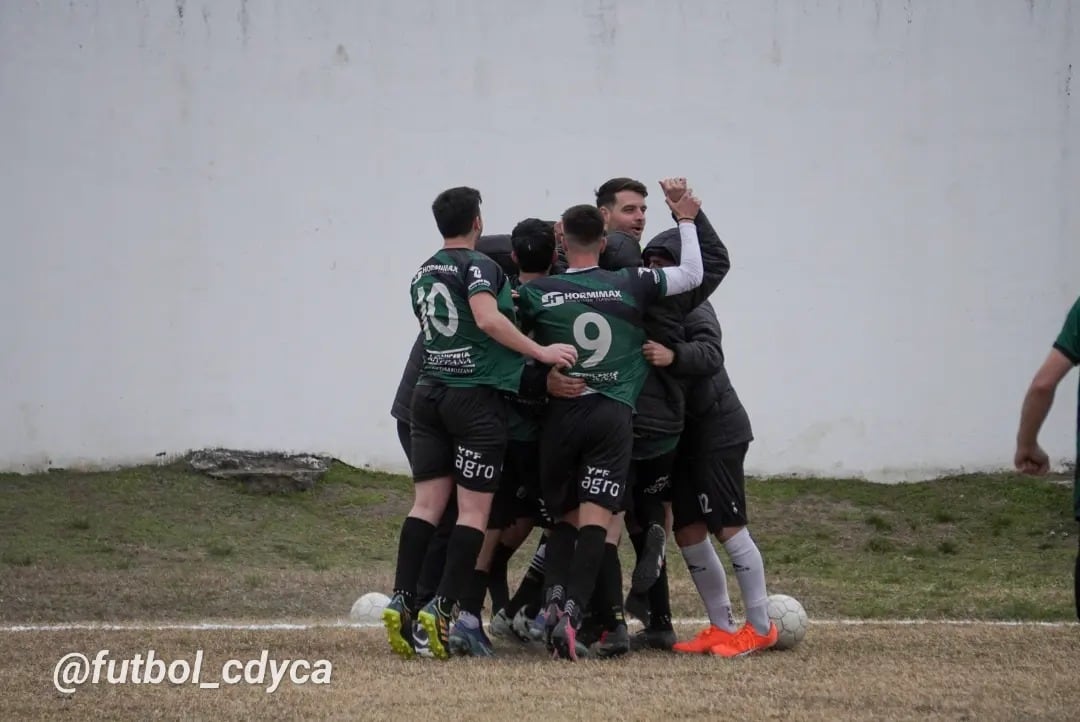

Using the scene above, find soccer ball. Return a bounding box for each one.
[767,593,808,650]
[350,592,391,623]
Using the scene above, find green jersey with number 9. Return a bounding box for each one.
[516,267,667,409]
[409,248,524,393]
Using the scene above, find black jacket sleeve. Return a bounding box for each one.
[517,361,550,399]
[669,302,725,378]
[662,209,730,315]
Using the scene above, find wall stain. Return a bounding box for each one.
[202,5,211,39]
[584,0,617,48]
[335,44,350,65]
[238,0,250,45]
[176,0,185,23]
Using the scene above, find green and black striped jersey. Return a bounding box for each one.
[516,266,667,408]
[409,248,523,393]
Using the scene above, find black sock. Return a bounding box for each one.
[565,525,608,624]
[648,558,673,630]
[587,575,610,629]
[416,502,457,604]
[543,522,578,605]
[601,543,626,627]
[393,516,437,611]
[435,525,485,606]
[461,569,490,618]
[488,543,515,612]
[507,536,547,617]
[629,530,646,560]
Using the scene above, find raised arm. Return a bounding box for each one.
[655,190,704,296]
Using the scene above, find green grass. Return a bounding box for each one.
[0,463,1074,622]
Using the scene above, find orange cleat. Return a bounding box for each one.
[672,625,736,654]
[709,621,778,658]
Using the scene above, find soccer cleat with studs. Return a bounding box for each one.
[382,592,416,660]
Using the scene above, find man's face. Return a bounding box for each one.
[601,190,647,241]
[647,254,675,270]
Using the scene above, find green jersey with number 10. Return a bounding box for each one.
[409,248,523,393]
[516,266,667,409]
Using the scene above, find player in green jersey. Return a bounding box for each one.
[1014,294,1080,620]
[452,218,562,657]
[515,187,707,660]
[383,186,577,661]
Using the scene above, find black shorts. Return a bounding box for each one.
[488,440,553,530]
[409,383,508,493]
[539,395,634,517]
[396,419,412,463]
[624,450,677,516]
[672,441,749,533]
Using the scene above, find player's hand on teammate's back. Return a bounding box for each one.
[1014,443,1050,475]
[660,177,688,203]
[642,340,675,368]
[547,367,586,398]
[667,188,701,220]
[538,343,578,370]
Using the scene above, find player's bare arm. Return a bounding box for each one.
[469,292,577,368]
[1015,348,1076,474]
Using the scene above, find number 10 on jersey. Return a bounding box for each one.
[416,282,458,341]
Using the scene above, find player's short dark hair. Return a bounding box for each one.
[595,177,648,208]
[431,186,482,238]
[561,205,605,247]
[511,218,556,273]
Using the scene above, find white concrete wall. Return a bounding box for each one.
[2,0,1078,481]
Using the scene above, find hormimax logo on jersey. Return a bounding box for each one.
[540,289,623,307]
[411,264,457,285]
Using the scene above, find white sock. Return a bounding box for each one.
[723,528,770,635]
[680,539,736,632]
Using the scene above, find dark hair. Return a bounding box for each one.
[511,218,556,273]
[561,205,605,247]
[431,186,482,238]
[595,177,648,208]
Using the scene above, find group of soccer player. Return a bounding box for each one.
[384,176,779,661]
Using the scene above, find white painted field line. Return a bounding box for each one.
[1,617,1076,633]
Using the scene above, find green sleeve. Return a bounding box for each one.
[1053,296,1080,364]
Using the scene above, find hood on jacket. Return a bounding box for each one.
[641,227,682,266]
[476,234,518,277]
[599,230,644,271]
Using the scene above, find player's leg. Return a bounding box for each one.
[588,515,631,657]
[536,398,581,644]
[626,448,679,651]
[415,495,456,610]
[505,532,549,641]
[488,440,540,631]
[418,387,507,660]
[705,442,778,657]
[458,443,522,644]
[550,399,634,661]
[669,450,739,654]
[384,386,456,659]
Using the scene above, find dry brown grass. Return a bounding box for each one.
[2,622,1077,721]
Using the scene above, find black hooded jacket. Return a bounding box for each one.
[652,290,753,447]
[600,210,731,437]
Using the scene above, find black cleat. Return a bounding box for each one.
[629,626,678,652]
[631,523,667,594]
[592,623,631,658]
